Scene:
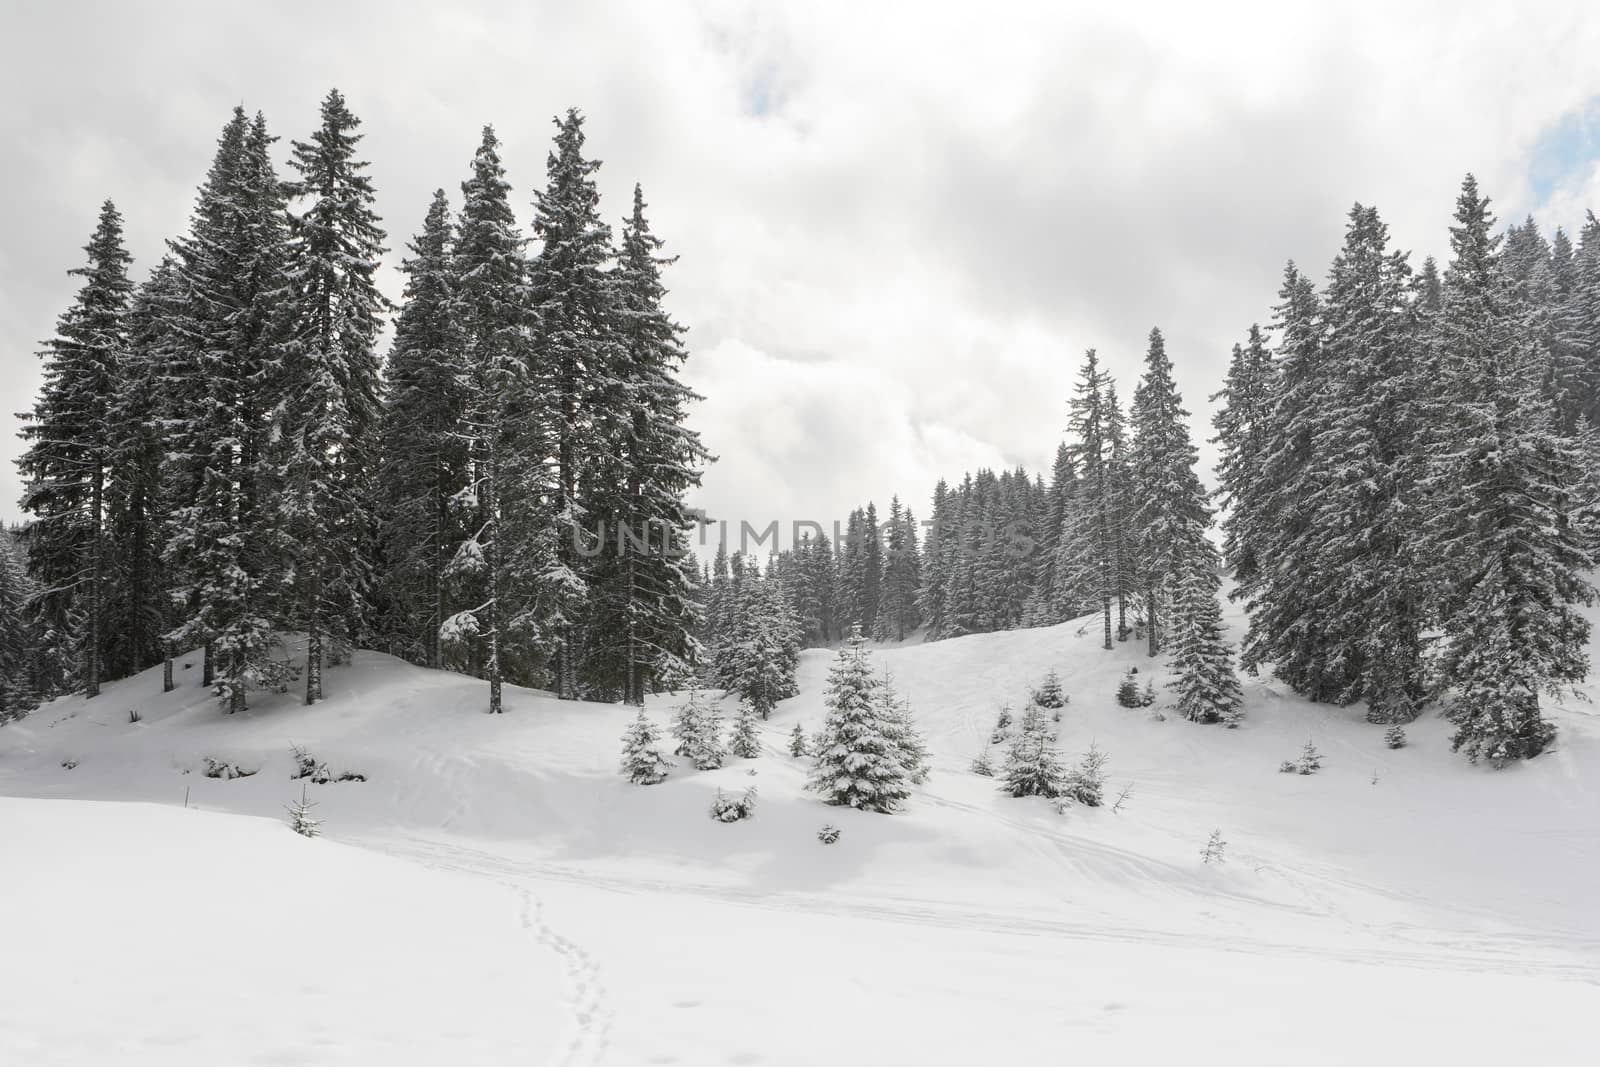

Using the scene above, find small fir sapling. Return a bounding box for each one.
[970,749,996,777]
[203,757,255,780]
[287,786,321,838]
[290,743,330,783]
[808,628,911,813]
[1116,668,1143,708]
[1280,739,1325,775]
[729,698,762,759]
[990,704,1015,744]
[788,722,809,757]
[1111,782,1134,813]
[883,686,931,784]
[817,824,841,844]
[710,785,758,822]
[691,699,727,770]
[670,690,706,756]
[672,690,726,770]
[1062,742,1108,806]
[620,708,671,785]
[1201,828,1226,863]
[1384,724,1408,749]
[1032,670,1067,710]
[1001,704,1065,798]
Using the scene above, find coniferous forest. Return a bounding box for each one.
[5,92,708,719]
[6,90,1596,767]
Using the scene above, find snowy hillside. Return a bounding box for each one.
[3,603,1599,1066]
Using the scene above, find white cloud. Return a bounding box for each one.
[3,0,1600,535]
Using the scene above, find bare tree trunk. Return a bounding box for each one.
[305,572,323,706]
[1147,585,1159,657]
[84,467,103,698]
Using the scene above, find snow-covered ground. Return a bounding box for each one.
[3,602,1599,1065]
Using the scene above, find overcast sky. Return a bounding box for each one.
[4,1,1600,546]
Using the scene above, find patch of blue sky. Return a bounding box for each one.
[1527,98,1600,205]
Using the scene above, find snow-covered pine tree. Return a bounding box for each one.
[1104,380,1134,642]
[729,698,762,758]
[620,707,671,784]
[287,786,321,838]
[1025,445,1077,625]
[528,108,622,700]
[1308,205,1429,723]
[1211,324,1277,588]
[708,563,801,715]
[375,190,470,669]
[809,626,910,813]
[1167,556,1243,725]
[442,126,535,714]
[1062,742,1107,806]
[17,200,134,701]
[860,501,884,637]
[0,531,39,722]
[1116,668,1143,708]
[161,109,292,713]
[835,508,866,635]
[1032,669,1067,710]
[1127,327,1206,657]
[1060,350,1116,650]
[1001,702,1064,798]
[587,183,711,702]
[1427,175,1594,764]
[670,688,705,756]
[878,496,921,640]
[1238,262,1353,703]
[917,480,952,640]
[878,672,930,784]
[277,89,389,704]
[103,259,175,683]
[669,689,725,769]
[788,721,808,757]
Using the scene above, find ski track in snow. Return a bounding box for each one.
[363,833,1600,987]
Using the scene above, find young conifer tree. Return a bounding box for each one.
[809,626,910,812]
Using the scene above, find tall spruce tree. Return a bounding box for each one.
[1238,262,1351,701]
[1104,380,1134,641]
[1211,324,1276,587]
[1126,327,1207,657]
[592,183,711,702]
[17,200,133,699]
[1061,349,1116,649]
[278,88,389,704]
[1309,204,1428,722]
[376,190,469,669]
[1428,175,1593,762]
[443,126,533,714]
[162,109,292,712]
[529,108,622,699]
[105,259,175,683]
